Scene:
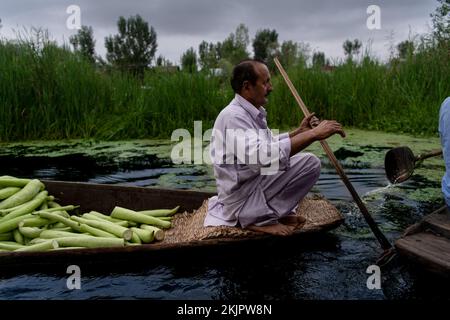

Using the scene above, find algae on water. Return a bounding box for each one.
[0,128,445,206]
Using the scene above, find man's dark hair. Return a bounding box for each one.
[230,59,267,94]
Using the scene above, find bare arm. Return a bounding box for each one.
[288,114,346,156]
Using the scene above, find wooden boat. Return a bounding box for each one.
[395,206,450,279]
[0,180,344,268]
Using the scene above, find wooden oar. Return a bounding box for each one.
[273,57,393,253]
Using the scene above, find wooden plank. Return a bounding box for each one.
[422,212,450,239]
[397,233,450,262]
[395,232,450,278]
[43,180,214,214]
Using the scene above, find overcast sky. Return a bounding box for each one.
[0,0,439,64]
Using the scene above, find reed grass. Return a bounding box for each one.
[0,35,448,142]
[269,43,449,136]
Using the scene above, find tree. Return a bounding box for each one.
[397,40,415,59]
[105,15,157,77]
[297,42,311,67]
[343,40,353,57]
[219,23,250,64]
[198,41,220,71]
[69,25,96,64]
[198,24,250,71]
[278,41,310,68]
[156,55,173,67]
[312,52,326,68]
[431,0,450,42]
[253,29,279,63]
[343,39,362,62]
[279,41,298,68]
[235,23,250,49]
[181,47,197,73]
[156,55,164,66]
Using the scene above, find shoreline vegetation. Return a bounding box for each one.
[1,37,447,143]
[0,2,448,142]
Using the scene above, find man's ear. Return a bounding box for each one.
[242,80,250,91]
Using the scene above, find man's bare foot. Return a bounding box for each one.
[246,223,294,236]
[278,215,307,230]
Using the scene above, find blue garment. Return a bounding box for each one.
[439,97,450,207]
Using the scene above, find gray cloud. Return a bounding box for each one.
[0,0,438,64]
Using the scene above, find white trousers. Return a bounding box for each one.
[237,153,321,227]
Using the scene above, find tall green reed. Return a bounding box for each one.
[0,34,448,142]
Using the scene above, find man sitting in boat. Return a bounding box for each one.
[439,96,450,212]
[204,59,345,236]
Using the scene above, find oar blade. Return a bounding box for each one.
[385,146,416,183]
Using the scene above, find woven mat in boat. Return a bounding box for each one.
[163,195,343,244]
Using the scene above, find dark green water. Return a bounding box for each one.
[0,136,448,300]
